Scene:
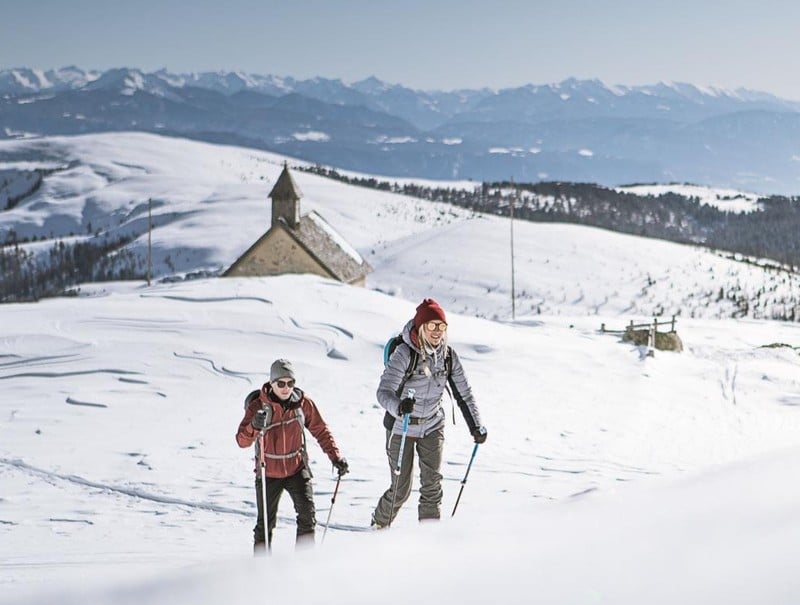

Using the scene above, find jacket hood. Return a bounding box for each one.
[402,319,420,352]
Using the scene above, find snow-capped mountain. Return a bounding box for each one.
[0,66,100,95]
[4,67,800,193]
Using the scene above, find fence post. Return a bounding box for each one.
[655,318,660,352]
[647,317,656,357]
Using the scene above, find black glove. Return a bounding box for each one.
[251,408,270,431]
[333,457,349,476]
[471,426,487,444]
[398,397,415,415]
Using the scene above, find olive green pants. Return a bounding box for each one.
[372,425,444,526]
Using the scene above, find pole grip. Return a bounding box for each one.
[393,387,414,475]
[394,414,410,475]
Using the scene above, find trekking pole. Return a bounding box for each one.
[257,431,270,551]
[254,404,273,552]
[321,473,342,544]
[388,387,415,528]
[451,442,479,517]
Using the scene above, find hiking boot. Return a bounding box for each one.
[370,516,386,530]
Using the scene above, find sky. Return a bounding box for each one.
[4,133,800,602]
[3,0,800,99]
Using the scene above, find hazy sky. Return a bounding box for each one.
[3,0,800,98]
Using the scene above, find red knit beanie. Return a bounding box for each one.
[413,298,447,330]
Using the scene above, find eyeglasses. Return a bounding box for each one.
[425,321,447,332]
[275,379,295,389]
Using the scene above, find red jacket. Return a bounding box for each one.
[236,384,341,478]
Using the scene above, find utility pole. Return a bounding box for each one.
[147,197,152,286]
[510,179,516,320]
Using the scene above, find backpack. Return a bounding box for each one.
[381,334,453,429]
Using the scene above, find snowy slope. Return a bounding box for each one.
[0,133,473,275]
[3,277,800,603]
[616,183,762,213]
[3,134,800,603]
[2,132,800,321]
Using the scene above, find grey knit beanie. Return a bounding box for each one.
[270,358,296,382]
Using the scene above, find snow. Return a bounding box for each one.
[15,95,54,105]
[11,70,34,89]
[291,131,330,142]
[121,72,145,96]
[616,183,762,213]
[371,136,417,144]
[2,133,800,603]
[306,210,364,265]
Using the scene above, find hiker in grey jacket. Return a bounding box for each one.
[371,298,486,528]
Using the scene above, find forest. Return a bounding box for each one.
[301,166,800,270]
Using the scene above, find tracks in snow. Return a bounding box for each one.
[0,457,252,517]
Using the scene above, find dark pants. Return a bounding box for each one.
[254,468,316,550]
[372,425,445,526]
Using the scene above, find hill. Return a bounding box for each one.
[4,132,800,601]
[2,132,800,321]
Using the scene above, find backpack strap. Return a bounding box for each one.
[244,389,260,409]
[394,344,453,397]
[294,405,312,476]
[444,346,456,424]
[394,346,419,397]
[446,348,477,432]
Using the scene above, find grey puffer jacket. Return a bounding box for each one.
[377,320,482,438]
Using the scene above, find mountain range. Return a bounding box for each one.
[3,66,800,194]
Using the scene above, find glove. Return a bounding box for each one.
[333,458,349,476]
[251,408,270,431]
[398,397,415,416]
[471,426,487,444]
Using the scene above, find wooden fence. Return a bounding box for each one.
[600,315,682,354]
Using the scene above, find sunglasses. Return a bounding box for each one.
[274,379,295,389]
[425,321,447,332]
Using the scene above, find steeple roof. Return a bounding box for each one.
[269,162,303,200]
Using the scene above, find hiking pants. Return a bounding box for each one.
[254,468,315,548]
[373,424,445,526]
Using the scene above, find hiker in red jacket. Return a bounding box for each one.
[237,359,348,552]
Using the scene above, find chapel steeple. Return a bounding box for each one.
[269,162,302,228]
